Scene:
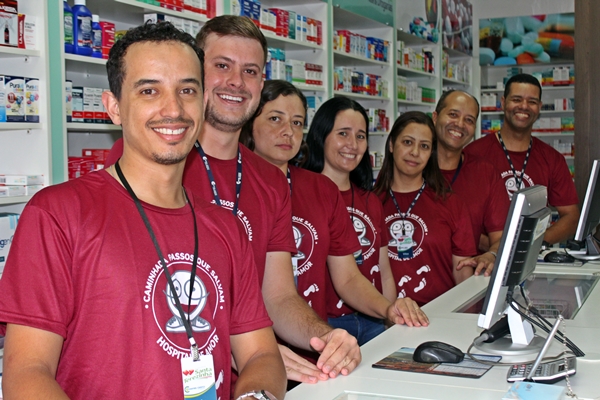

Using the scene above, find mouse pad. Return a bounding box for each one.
[372,347,501,378]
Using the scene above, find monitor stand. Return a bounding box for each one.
[474,304,545,362]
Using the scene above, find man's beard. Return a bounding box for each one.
[204,98,256,133]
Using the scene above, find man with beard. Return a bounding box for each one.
[432,90,509,277]
[464,74,579,244]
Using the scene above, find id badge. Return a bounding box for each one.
[397,237,414,259]
[181,354,217,399]
[353,249,364,265]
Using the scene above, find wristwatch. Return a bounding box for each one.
[236,390,277,400]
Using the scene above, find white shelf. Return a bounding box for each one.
[0,47,41,58]
[564,155,575,160]
[397,65,435,78]
[113,0,208,22]
[262,30,322,51]
[481,110,574,116]
[0,195,33,206]
[292,82,326,92]
[533,131,575,137]
[396,30,435,47]
[397,99,435,107]
[334,50,389,67]
[369,131,388,136]
[372,166,382,171]
[67,123,122,132]
[443,47,472,59]
[333,91,389,101]
[443,77,470,86]
[481,85,574,93]
[0,123,43,131]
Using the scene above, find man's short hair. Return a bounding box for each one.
[195,15,268,65]
[503,73,542,100]
[435,89,480,119]
[106,22,204,100]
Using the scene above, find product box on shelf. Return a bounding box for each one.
[99,21,115,60]
[0,174,43,185]
[83,87,94,123]
[82,149,110,166]
[65,80,72,122]
[24,77,39,123]
[4,75,24,122]
[72,86,84,123]
[0,0,18,48]
[0,213,19,273]
[0,75,5,123]
[68,157,96,180]
[17,13,37,50]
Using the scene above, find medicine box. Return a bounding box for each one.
[72,86,84,123]
[0,75,5,123]
[0,185,26,197]
[83,87,95,123]
[0,213,19,274]
[65,80,72,122]
[0,175,44,185]
[99,21,115,60]
[0,0,19,47]
[4,75,24,122]
[25,77,39,123]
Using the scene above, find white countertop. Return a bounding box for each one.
[287,262,600,400]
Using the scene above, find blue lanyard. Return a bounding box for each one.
[389,181,426,236]
[194,141,242,216]
[450,154,463,185]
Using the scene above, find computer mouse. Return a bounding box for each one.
[544,251,576,263]
[413,341,465,364]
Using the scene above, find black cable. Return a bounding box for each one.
[507,295,585,357]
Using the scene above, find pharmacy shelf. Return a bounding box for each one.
[0,123,43,131]
[0,195,33,206]
[481,85,574,93]
[443,46,472,59]
[564,155,574,160]
[67,123,122,132]
[369,131,388,136]
[397,99,435,107]
[0,47,41,58]
[65,54,108,75]
[333,91,390,102]
[372,166,382,171]
[396,29,435,47]
[113,0,208,22]
[443,77,469,86]
[482,110,574,116]
[334,50,389,67]
[396,65,435,79]
[293,82,326,92]
[262,30,322,51]
[533,131,575,137]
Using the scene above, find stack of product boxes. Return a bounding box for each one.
[442,51,470,84]
[0,212,19,276]
[264,47,323,88]
[398,41,434,74]
[334,30,389,62]
[334,67,388,98]
[233,0,322,46]
[1,0,38,51]
[397,77,435,104]
[143,13,203,38]
[68,149,110,181]
[305,95,323,129]
[365,108,389,133]
[0,76,39,124]
[66,84,112,125]
[0,174,43,198]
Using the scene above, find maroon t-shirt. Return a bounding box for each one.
[441,152,510,253]
[379,186,476,306]
[289,166,360,321]
[106,139,297,284]
[327,186,386,318]
[464,134,578,206]
[0,171,271,399]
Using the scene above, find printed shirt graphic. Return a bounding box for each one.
[105,139,297,284]
[379,187,476,306]
[289,166,360,321]
[464,134,578,207]
[441,152,510,253]
[327,187,385,318]
[0,171,271,400]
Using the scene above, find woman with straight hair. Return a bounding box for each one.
[373,111,476,306]
[240,81,429,383]
[304,96,398,345]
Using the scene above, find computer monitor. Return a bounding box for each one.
[476,185,552,358]
[573,159,600,259]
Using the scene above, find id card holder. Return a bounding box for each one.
[181,354,217,399]
[397,237,413,259]
[353,249,364,265]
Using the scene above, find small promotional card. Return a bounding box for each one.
[181,354,217,399]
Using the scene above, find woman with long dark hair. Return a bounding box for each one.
[241,81,429,382]
[304,96,398,345]
[373,111,476,306]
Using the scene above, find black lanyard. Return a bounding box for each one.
[498,132,532,192]
[350,183,355,222]
[389,181,426,236]
[114,161,200,360]
[195,141,242,216]
[450,154,463,185]
[287,167,292,195]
